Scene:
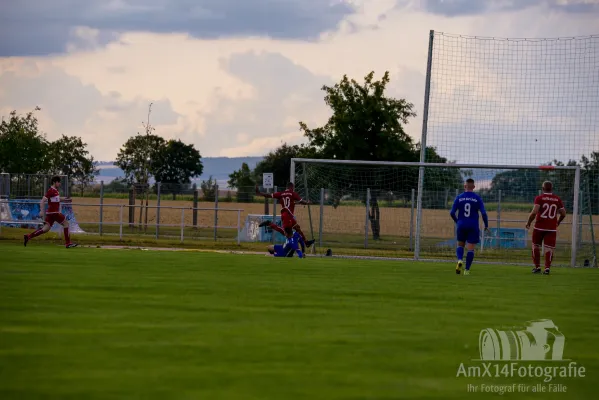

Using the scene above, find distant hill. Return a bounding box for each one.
[95,157,263,188]
[94,157,497,190]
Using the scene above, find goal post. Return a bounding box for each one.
[291,158,588,267]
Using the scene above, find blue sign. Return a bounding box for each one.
[0,199,84,233]
[483,228,527,249]
[239,214,286,242]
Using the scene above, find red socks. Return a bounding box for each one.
[269,223,285,236]
[64,228,71,244]
[545,249,553,269]
[532,245,541,267]
[29,228,45,239]
[268,223,307,243]
[533,245,553,269]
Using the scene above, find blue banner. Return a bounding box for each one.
[239,214,286,242]
[0,199,84,233]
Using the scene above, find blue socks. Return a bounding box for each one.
[466,250,475,270]
[457,246,475,270]
[456,246,464,261]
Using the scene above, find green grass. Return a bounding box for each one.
[2,226,589,267]
[1,243,598,399]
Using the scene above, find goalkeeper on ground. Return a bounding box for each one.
[267,229,306,258]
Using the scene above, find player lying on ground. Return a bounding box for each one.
[525,181,566,275]
[255,182,315,248]
[450,178,489,275]
[24,175,78,248]
[267,229,306,258]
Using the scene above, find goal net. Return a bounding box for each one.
[419,31,598,266]
[290,159,596,267]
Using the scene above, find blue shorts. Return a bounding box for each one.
[456,225,480,244]
[273,244,294,257]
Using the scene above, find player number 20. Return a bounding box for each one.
[540,203,558,219]
[464,203,471,217]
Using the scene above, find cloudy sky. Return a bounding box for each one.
[0,0,597,164]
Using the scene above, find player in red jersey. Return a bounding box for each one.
[255,182,315,248]
[23,176,78,248]
[525,181,566,274]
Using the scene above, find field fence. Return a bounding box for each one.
[1,184,597,266]
[0,199,244,244]
[0,173,70,199]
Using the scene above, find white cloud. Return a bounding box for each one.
[0,0,597,166]
[220,132,305,157]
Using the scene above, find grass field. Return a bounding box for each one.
[1,243,598,399]
[2,225,590,267]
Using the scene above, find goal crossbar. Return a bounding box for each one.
[290,158,582,267]
[290,158,580,173]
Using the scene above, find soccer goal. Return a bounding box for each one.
[290,158,597,268]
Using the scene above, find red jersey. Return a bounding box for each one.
[272,189,302,215]
[44,186,61,214]
[534,193,565,231]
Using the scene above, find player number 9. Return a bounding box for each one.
[464,203,471,217]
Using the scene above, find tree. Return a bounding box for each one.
[48,135,99,196]
[300,71,417,162]
[298,71,419,239]
[152,139,203,199]
[0,107,51,174]
[114,133,165,186]
[105,178,129,193]
[114,103,164,229]
[228,162,255,203]
[200,175,217,202]
[486,169,541,201]
[115,104,164,186]
[486,159,580,209]
[253,143,319,187]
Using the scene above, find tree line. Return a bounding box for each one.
[482,156,599,214]
[0,104,204,198]
[0,107,98,194]
[3,72,595,238]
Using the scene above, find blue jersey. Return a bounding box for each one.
[450,192,488,228]
[273,232,304,258]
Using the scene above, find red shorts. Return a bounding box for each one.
[281,211,297,229]
[532,229,556,248]
[45,213,66,226]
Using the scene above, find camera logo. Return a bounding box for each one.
[478,319,565,361]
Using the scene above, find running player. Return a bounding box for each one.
[24,176,78,248]
[525,181,566,274]
[450,178,489,275]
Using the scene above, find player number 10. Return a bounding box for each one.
[540,203,557,219]
[283,197,291,208]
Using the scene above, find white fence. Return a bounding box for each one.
[0,200,244,244]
